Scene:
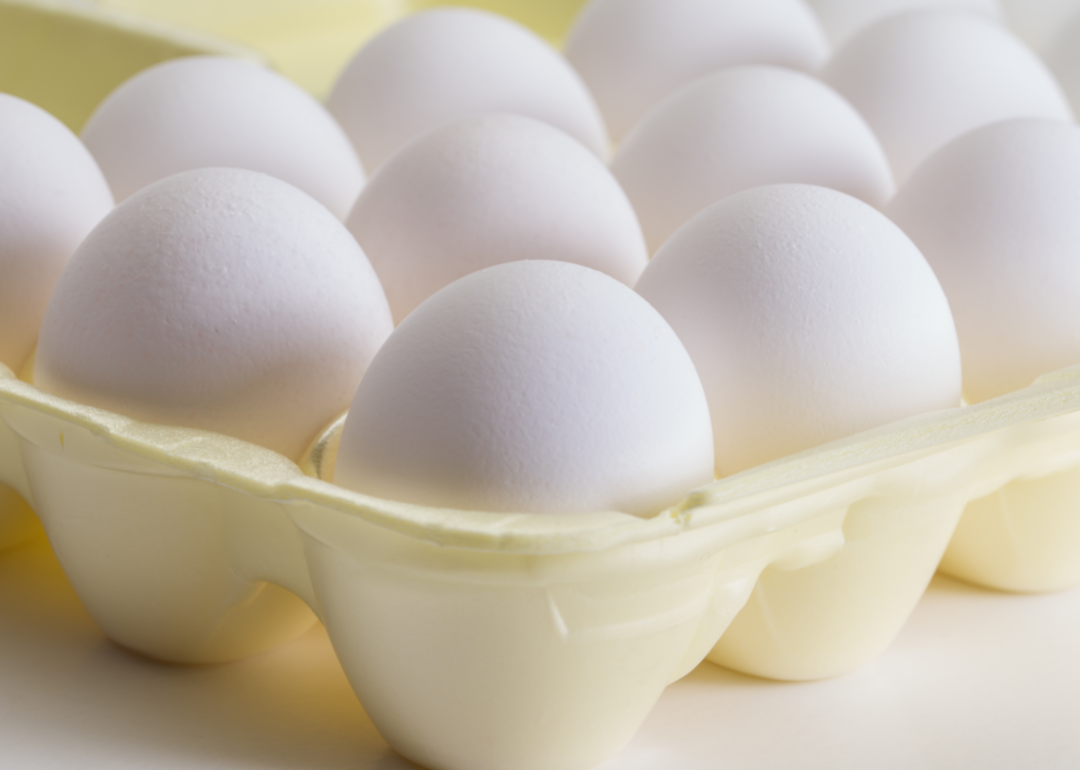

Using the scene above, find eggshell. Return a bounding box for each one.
[80,56,364,219]
[821,10,1073,184]
[325,8,609,171]
[806,0,1001,47]
[611,65,894,254]
[334,260,714,517]
[34,167,393,462]
[564,0,829,143]
[887,119,1080,404]
[635,184,961,476]
[0,93,114,374]
[347,114,647,324]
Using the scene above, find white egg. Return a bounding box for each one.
[0,93,114,374]
[34,168,393,462]
[564,0,828,143]
[80,56,364,219]
[636,184,961,476]
[821,10,1072,184]
[347,114,647,324]
[611,65,894,254]
[334,260,714,517]
[806,0,1001,47]
[325,8,609,171]
[887,119,1080,403]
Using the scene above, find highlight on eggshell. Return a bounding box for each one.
[347,113,648,325]
[821,9,1073,184]
[805,0,1002,47]
[325,7,609,172]
[564,0,829,143]
[333,260,715,517]
[611,65,894,254]
[33,167,393,462]
[635,183,962,476]
[887,119,1080,404]
[80,55,365,219]
[0,93,114,374]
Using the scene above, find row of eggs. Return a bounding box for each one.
[3,0,1080,518]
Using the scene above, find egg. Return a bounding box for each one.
[610,65,894,254]
[805,0,1001,47]
[887,119,1080,403]
[0,93,114,374]
[80,56,364,219]
[635,184,962,476]
[821,9,1073,184]
[334,260,714,517]
[34,168,393,462]
[563,0,829,143]
[347,114,648,324]
[325,8,609,171]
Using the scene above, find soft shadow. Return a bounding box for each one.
[2,536,419,770]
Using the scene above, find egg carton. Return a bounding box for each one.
[5,1,1080,768]
[4,360,1080,770]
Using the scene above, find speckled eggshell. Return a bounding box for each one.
[347,114,647,324]
[34,168,393,462]
[334,260,714,517]
[0,93,114,374]
[611,65,894,254]
[325,8,609,171]
[564,0,829,143]
[887,119,1080,403]
[636,184,961,476]
[806,0,1001,47]
[821,10,1072,184]
[80,56,364,219]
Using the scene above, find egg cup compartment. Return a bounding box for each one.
[939,402,1080,593]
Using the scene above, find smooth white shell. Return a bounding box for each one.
[822,10,1073,183]
[81,56,365,219]
[887,119,1080,403]
[335,260,714,517]
[564,0,828,143]
[326,8,609,171]
[347,114,647,324]
[611,65,894,254]
[806,0,1001,47]
[35,168,393,461]
[636,184,961,475]
[0,93,114,373]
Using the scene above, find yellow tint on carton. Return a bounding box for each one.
[0,0,263,131]
[7,360,1080,767]
[93,1,588,98]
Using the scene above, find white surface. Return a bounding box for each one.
[2,531,1079,770]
